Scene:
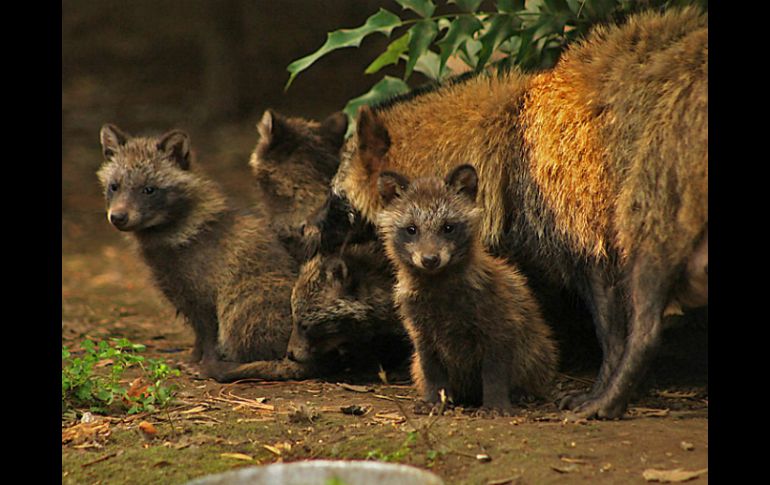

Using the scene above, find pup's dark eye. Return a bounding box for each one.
[406,225,417,235]
[443,224,454,234]
[108,183,119,192]
[142,186,156,195]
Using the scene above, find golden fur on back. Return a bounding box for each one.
[334,7,707,265]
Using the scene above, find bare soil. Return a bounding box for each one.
[62,148,708,485]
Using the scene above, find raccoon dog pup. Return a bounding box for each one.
[288,241,411,372]
[97,124,295,379]
[377,164,558,410]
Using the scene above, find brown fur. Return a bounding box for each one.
[378,166,558,410]
[250,109,347,260]
[288,241,410,372]
[336,8,706,264]
[97,125,295,380]
[328,7,707,418]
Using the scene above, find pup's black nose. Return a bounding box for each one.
[422,255,440,270]
[109,212,128,228]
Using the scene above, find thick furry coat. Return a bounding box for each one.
[97,126,295,377]
[377,166,557,409]
[323,7,708,418]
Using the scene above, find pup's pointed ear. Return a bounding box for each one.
[356,105,390,176]
[445,164,478,201]
[319,111,348,150]
[256,109,275,145]
[100,124,130,159]
[157,129,192,170]
[378,171,410,206]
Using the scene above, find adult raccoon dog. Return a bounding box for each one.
[377,165,558,411]
[288,241,411,373]
[97,124,297,380]
[316,8,708,418]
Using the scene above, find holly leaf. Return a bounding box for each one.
[395,0,436,18]
[405,20,439,80]
[498,0,526,13]
[411,50,444,81]
[436,15,484,75]
[343,76,411,137]
[450,0,483,13]
[365,32,410,74]
[286,9,403,90]
[476,14,518,70]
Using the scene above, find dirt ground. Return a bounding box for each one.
[61,135,708,485]
[61,2,708,483]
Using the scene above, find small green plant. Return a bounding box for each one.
[365,430,418,462]
[425,448,444,468]
[62,337,180,416]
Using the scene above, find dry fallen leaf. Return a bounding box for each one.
[371,412,406,424]
[125,377,150,403]
[628,407,670,418]
[656,390,698,399]
[559,456,590,465]
[552,464,580,474]
[138,421,157,436]
[337,383,372,393]
[262,444,283,456]
[680,441,694,451]
[94,359,114,368]
[62,420,111,446]
[220,453,253,461]
[179,405,208,415]
[643,468,708,482]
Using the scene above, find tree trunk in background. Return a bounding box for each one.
[200,0,242,122]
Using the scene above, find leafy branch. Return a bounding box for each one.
[285,0,705,133]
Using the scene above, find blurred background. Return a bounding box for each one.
[62,0,415,253]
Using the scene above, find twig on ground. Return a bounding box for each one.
[557,373,595,386]
[81,450,124,468]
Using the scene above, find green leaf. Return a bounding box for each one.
[286,9,403,90]
[582,0,619,20]
[543,0,572,14]
[96,388,112,403]
[476,14,518,70]
[405,20,439,80]
[395,0,436,18]
[436,15,484,75]
[514,27,535,65]
[343,76,411,137]
[497,0,526,13]
[457,38,482,68]
[411,50,444,81]
[450,0,483,13]
[365,32,410,75]
[565,0,583,14]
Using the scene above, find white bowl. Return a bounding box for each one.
[185,460,445,485]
